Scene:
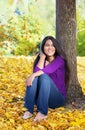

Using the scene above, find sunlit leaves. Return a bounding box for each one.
[76,3,85,56]
[0,0,56,56]
[77,57,85,93]
[0,14,43,55]
[0,56,85,130]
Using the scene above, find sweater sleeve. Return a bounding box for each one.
[33,66,41,72]
[34,56,65,74]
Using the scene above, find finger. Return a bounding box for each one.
[25,80,27,86]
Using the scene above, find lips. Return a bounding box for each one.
[48,50,54,53]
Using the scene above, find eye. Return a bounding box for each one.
[51,44,55,47]
[45,44,50,47]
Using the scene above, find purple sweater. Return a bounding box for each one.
[34,55,66,97]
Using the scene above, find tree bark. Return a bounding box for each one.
[56,0,83,102]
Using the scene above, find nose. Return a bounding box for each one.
[48,45,53,49]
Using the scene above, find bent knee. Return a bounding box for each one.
[39,74,49,81]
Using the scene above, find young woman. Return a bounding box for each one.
[23,36,69,121]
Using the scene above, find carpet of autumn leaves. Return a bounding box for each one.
[0,56,85,130]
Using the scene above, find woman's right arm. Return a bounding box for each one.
[37,53,46,69]
[26,53,46,87]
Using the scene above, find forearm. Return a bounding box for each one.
[33,70,44,77]
[37,58,44,69]
[37,53,46,69]
[26,70,44,86]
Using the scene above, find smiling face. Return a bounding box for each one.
[43,39,56,57]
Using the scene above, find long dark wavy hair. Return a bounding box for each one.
[33,36,70,87]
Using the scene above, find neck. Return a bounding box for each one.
[47,56,54,62]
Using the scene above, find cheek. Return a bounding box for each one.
[44,47,48,52]
[54,48,56,52]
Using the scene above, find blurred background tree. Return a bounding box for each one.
[76,0,85,56]
[0,0,85,56]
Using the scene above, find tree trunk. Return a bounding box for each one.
[56,0,83,102]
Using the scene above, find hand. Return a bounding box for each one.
[39,52,46,59]
[25,73,35,87]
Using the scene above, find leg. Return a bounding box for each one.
[36,74,51,115]
[24,77,38,114]
[34,74,65,121]
[48,82,65,109]
[34,74,56,121]
[36,74,65,114]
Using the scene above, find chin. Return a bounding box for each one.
[47,55,54,57]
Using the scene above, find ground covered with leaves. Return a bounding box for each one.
[0,56,85,130]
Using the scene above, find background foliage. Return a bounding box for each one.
[76,0,85,56]
[0,0,85,56]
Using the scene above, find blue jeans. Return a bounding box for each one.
[24,74,65,115]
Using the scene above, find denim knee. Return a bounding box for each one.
[38,74,49,81]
